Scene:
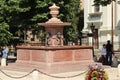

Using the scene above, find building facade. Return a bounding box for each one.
[83,0,120,50]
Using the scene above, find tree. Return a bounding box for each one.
[0,0,31,46]
[17,0,81,44]
[0,0,48,43]
[0,0,14,46]
[64,0,81,43]
[51,0,81,43]
[0,22,13,46]
[93,0,115,6]
[0,0,82,45]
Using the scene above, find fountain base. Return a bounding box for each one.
[16,46,94,66]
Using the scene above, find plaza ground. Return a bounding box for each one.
[0,49,120,80]
[0,61,120,80]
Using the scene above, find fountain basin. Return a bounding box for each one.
[16,46,94,66]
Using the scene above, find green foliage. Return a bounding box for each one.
[91,70,99,77]
[0,0,18,46]
[0,22,13,45]
[93,0,116,6]
[0,0,50,41]
[19,0,81,43]
[37,27,46,41]
[58,0,81,42]
[64,27,77,41]
[0,0,82,45]
[91,77,98,80]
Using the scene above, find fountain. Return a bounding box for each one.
[16,4,94,72]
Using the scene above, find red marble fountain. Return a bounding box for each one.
[16,4,94,72]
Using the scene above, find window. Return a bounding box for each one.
[94,6,100,12]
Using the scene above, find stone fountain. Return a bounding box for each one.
[16,4,94,73]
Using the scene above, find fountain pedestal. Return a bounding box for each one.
[38,4,71,46]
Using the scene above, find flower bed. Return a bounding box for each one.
[85,64,108,80]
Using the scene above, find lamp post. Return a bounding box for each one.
[23,28,27,45]
[111,0,114,50]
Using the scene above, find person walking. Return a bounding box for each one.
[1,46,9,66]
[2,46,9,59]
[101,44,107,65]
[106,40,113,65]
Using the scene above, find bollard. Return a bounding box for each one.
[117,64,120,77]
[32,70,39,80]
[1,58,6,66]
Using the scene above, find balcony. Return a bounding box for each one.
[87,21,103,29]
[89,6,103,17]
[89,12,103,17]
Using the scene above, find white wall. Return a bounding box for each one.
[83,0,120,50]
[83,0,90,29]
[116,0,120,30]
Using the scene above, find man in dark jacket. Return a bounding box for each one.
[106,40,113,65]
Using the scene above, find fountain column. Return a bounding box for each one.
[38,4,71,46]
